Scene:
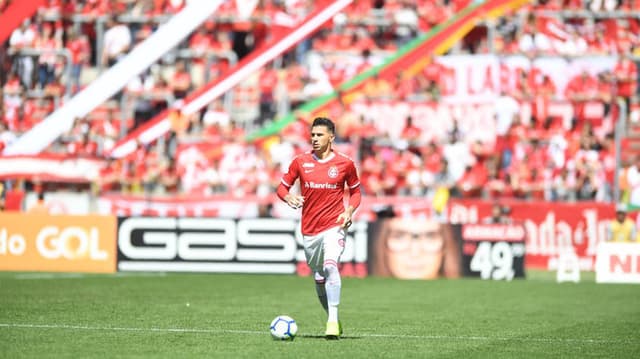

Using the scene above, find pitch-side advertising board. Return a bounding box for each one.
[116,217,369,276]
[0,213,117,273]
[595,242,640,284]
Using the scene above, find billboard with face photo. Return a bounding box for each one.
[368,215,463,280]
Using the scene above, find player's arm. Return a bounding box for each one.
[277,158,304,209]
[337,161,362,228]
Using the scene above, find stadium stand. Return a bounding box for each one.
[0,0,639,208]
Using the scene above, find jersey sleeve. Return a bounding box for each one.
[277,158,300,201]
[281,157,300,189]
[345,160,360,190]
[345,159,361,209]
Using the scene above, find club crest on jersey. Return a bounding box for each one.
[328,166,339,178]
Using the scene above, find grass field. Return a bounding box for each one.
[1,271,639,358]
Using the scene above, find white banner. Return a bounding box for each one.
[0,156,103,182]
[595,242,640,284]
[24,191,92,214]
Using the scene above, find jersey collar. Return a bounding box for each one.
[312,150,335,163]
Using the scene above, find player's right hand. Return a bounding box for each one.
[285,194,304,209]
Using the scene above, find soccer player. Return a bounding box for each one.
[277,117,361,340]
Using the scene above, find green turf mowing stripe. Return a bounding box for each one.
[1,323,637,345]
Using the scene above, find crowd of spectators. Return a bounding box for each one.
[1,0,639,205]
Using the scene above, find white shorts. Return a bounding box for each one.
[301,225,346,275]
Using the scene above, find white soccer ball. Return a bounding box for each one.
[270,315,298,340]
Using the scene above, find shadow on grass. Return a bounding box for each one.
[298,334,364,340]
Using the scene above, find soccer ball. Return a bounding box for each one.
[270,315,298,340]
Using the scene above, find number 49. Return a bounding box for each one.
[469,242,514,281]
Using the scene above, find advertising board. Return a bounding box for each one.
[0,213,117,273]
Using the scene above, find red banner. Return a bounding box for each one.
[436,54,616,102]
[0,0,46,45]
[448,200,620,271]
[461,223,526,242]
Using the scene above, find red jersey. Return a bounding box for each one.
[614,59,638,97]
[67,37,89,64]
[280,151,361,235]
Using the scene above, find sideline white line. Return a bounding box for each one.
[13,273,168,280]
[0,323,636,344]
[0,323,260,335]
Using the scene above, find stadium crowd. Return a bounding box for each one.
[1,0,639,206]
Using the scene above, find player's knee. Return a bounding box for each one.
[323,260,339,277]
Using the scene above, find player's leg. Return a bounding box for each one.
[302,231,328,314]
[314,272,328,313]
[322,226,346,339]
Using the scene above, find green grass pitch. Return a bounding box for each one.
[1,271,638,358]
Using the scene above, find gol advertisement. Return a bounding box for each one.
[0,213,117,273]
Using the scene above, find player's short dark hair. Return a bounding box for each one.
[311,117,335,134]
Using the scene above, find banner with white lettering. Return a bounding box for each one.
[595,242,640,284]
[0,213,116,273]
[434,54,616,102]
[349,99,602,145]
[116,217,368,276]
[448,200,620,271]
[460,223,526,280]
[346,55,615,144]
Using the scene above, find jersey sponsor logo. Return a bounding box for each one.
[302,163,315,168]
[304,169,314,174]
[304,181,338,189]
[328,166,338,178]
